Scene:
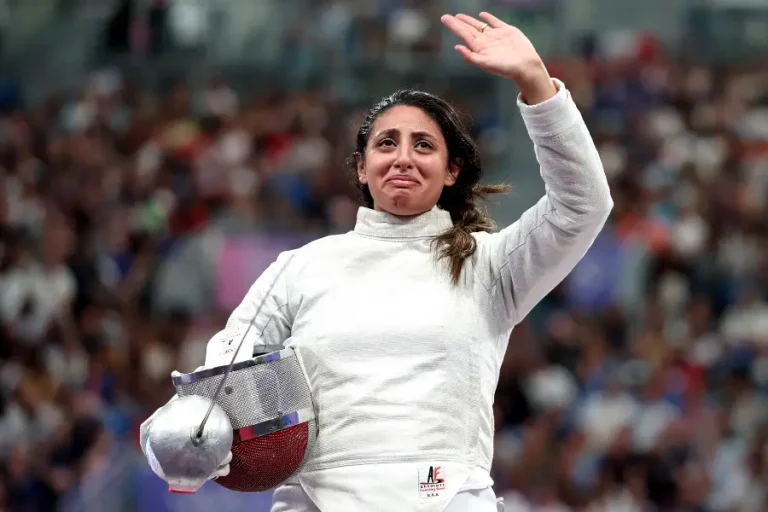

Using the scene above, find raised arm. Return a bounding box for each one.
[441,12,613,327]
[477,79,612,326]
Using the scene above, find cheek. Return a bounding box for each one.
[367,155,393,177]
[361,153,391,182]
[419,158,450,184]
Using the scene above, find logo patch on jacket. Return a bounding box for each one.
[418,466,446,499]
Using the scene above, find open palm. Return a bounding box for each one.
[440,12,544,83]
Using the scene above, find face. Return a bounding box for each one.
[357,105,459,217]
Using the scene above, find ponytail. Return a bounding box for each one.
[433,184,510,284]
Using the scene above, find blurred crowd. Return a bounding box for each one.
[2,2,768,511]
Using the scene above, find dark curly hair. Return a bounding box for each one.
[346,89,510,285]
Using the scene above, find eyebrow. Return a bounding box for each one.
[374,128,437,140]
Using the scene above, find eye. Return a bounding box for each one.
[415,140,433,150]
[378,138,396,147]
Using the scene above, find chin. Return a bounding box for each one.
[383,194,433,217]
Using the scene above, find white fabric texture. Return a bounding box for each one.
[271,480,502,512]
[291,461,487,512]
[140,78,612,510]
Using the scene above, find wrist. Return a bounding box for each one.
[514,63,557,105]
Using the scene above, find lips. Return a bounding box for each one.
[386,175,419,187]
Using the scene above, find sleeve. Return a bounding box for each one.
[477,78,613,327]
[139,250,296,456]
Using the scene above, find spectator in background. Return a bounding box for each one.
[103,0,134,56]
[148,0,170,55]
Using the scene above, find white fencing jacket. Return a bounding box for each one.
[143,79,613,511]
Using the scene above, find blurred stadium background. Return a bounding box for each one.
[2,0,768,510]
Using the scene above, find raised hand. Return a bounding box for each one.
[441,12,556,104]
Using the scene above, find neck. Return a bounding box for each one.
[354,205,453,239]
[373,204,433,220]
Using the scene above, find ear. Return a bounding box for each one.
[445,160,461,186]
[356,153,368,185]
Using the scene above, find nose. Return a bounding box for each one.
[393,145,414,170]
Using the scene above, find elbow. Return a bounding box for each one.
[583,191,613,235]
[567,183,614,226]
[581,145,614,223]
[585,172,614,223]
[594,188,614,222]
[562,185,613,234]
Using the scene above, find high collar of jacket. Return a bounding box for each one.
[353,206,453,239]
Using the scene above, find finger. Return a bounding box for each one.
[479,12,506,29]
[455,13,486,32]
[441,15,477,43]
[441,15,481,49]
[454,45,473,61]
